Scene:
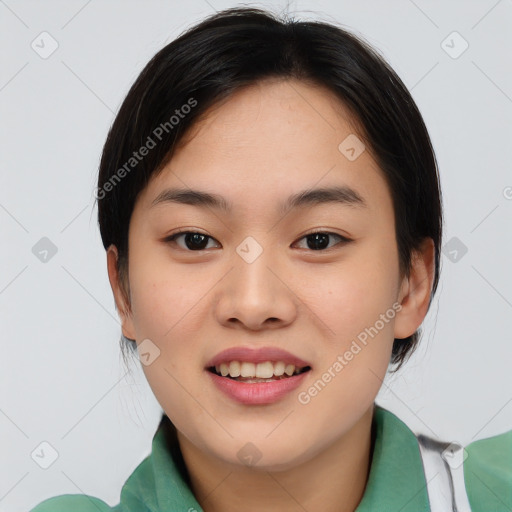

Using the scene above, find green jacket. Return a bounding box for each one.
[28,405,512,511]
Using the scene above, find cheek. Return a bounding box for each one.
[128,250,209,339]
[302,253,398,348]
[130,280,181,342]
[127,253,218,374]
[128,263,210,422]
[297,263,398,428]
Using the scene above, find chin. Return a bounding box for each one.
[207,436,315,473]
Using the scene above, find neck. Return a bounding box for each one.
[176,404,375,512]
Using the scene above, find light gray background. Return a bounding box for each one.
[1,0,511,510]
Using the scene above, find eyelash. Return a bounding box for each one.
[164,229,353,252]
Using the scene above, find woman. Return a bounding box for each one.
[29,6,511,512]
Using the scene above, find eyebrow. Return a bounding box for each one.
[150,185,367,213]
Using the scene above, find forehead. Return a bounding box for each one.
[138,78,392,217]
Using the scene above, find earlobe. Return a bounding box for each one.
[106,244,136,340]
[394,238,436,340]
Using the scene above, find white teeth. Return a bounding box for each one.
[213,361,304,378]
[256,362,274,379]
[229,361,241,377]
[284,364,295,376]
[240,362,256,377]
[274,361,285,376]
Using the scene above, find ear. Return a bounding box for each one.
[394,237,436,339]
[106,244,136,340]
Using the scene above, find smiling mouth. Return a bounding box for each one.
[207,361,312,382]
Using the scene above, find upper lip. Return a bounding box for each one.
[205,346,312,369]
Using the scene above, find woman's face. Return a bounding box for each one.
[110,78,417,470]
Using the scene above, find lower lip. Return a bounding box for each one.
[206,370,310,405]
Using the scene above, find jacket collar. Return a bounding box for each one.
[117,405,430,511]
[355,405,429,511]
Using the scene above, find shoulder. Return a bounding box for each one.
[28,494,115,512]
[464,429,512,512]
[374,406,512,512]
[415,422,512,512]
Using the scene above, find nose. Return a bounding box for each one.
[213,246,298,331]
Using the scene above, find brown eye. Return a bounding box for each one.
[166,231,220,251]
[294,232,352,251]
